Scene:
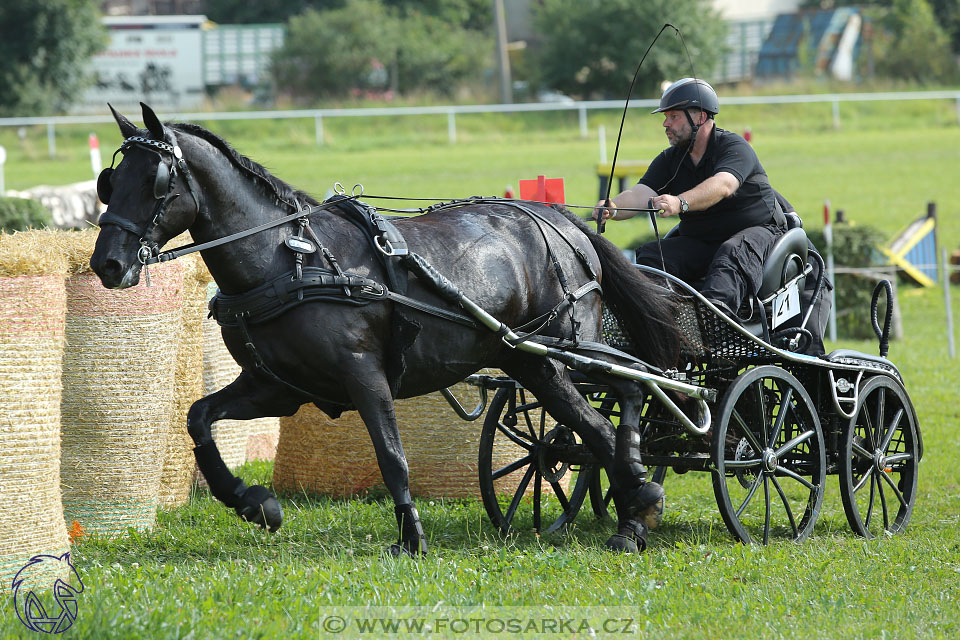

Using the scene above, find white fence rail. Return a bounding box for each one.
[1,90,959,157]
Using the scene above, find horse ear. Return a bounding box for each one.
[108,103,138,139]
[140,102,165,139]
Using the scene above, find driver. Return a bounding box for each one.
[594,78,785,320]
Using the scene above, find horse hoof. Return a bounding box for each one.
[604,533,641,554]
[388,543,426,558]
[638,495,665,531]
[235,485,283,532]
[628,482,665,530]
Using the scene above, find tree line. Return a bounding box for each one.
[0,0,956,116]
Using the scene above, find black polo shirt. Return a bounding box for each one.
[638,125,777,243]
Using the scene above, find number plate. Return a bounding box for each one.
[771,281,801,329]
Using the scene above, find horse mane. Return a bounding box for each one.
[169,122,320,210]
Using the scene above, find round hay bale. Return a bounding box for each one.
[397,378,569,499]
[59,235,183,537]
[0,230,71,586]
[272,405,381,497]
[158,253,206,509]
[201,283,280,468]
[271,370,567,500]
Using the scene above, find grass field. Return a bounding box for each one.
[1,98,959,638]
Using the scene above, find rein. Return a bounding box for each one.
[142,198,358,265]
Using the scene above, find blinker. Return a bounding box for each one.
[97,168,114,204]
[153,161,171,199]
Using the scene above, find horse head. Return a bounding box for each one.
[90,102,201,289]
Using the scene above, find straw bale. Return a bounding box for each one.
[60,252,184,537]
[0,229,70,276]
[201,283,280,468]
[273,405,380,497]
[0,267,71,586]
[158,254,207,508]
[272,370,568,500]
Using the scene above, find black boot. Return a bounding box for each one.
[389,504,427,557]
[605,482,664,554]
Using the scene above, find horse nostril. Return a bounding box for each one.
[101,258,124,277]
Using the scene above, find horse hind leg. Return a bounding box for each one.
[604,381,665,553]
[501,355,663,553]
[187,370,302,532]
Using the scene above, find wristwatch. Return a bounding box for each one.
[678,195,689,213]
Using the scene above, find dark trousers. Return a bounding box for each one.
[635,222,784,312]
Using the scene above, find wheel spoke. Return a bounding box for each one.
[864,474,876,528]
[880,408,905,451]
[736,474,763,518]
[879,468,908,509]
[777,465,818,492]
[884,452,913,465]
[533,472,542,531]
[870,387,886,450]
[495,421,533,450]
[732,408,765,454]
[851,439,873,460]
[852,465,875,494]
[504,465,536,525]
[754,380,770,448]
[877,468,890,530]
[725,457,762,469]
[769,387,794,448]
[492,454,533,481]
[771,475,799,538]
[518,390,539,441]
[761,476,772,545]
[551,481,571,512]
[774,429,815,458]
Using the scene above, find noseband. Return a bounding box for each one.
[97,134,201,266]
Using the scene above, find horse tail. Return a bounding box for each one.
[557,208,680,369]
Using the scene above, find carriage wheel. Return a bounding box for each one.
[588,395,667,519]
[839,375,919,538]
[712,366,826,544]
[478,386,593,534]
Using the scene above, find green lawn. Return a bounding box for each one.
[2,102,959,638]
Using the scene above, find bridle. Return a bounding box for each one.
[97,133,201,267]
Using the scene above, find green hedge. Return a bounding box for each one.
[807,223,891,340]
[0,196,51,232]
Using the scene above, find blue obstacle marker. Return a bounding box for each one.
[881,204,938,287]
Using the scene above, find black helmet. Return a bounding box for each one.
[651,78,719,116]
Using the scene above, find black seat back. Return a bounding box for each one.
[757,227,809,300]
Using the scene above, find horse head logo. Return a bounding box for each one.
[11,552,84,634]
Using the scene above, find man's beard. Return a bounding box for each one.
[666,126,692,147]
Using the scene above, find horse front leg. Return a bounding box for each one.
[187,370,301,532]
[346,370,427,557]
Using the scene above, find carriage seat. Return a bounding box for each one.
[756,226,808,301]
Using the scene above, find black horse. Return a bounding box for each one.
[90,103,681,555]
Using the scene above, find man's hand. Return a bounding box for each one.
[648,194,682,217]
[592,199,617,222]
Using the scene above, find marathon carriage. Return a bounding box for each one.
[462,215,923,545]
